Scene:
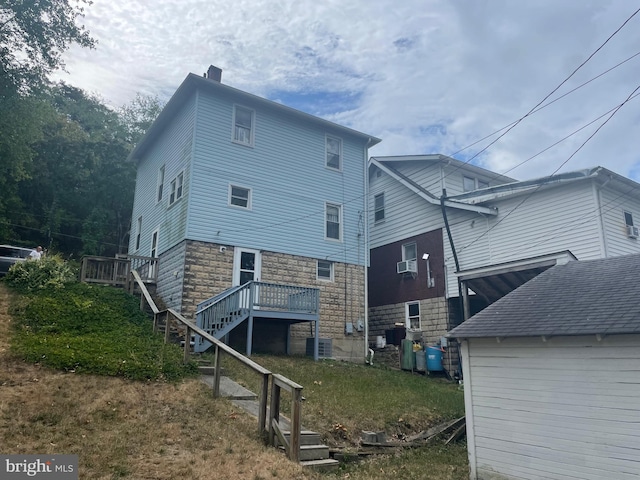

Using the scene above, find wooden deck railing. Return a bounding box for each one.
[130,270,303,458]
[80,255,158,286]
[269,374,303,462]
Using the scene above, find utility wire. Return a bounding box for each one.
[457,7,640,168]
[454,83,640,257]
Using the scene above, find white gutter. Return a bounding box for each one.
[370,158,498,216]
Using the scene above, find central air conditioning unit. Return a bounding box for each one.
[397,259,417,274]
[627,225,639,239]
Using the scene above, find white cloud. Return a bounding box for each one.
[54,0,640,181]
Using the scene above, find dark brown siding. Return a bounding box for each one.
[368,229,445,307]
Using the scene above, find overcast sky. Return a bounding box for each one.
[55,1,640,181]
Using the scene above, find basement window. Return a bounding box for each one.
[317,260,333,281]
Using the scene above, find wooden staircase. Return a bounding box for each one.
[281,430,338,470]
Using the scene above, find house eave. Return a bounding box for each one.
[370,157,498,216]
[128,73,381,164]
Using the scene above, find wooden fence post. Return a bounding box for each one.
[213,344,221,398]
[183,326,191,363]
[258,373,269,439]
[289,388,302,462]
[164,311,171,344]
[268,383,280,447]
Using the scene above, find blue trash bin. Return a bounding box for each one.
[426,346,444,372]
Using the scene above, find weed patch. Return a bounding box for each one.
[10,282,197,381]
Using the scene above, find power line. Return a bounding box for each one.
[457,7,640,168]
[454,82,640,257]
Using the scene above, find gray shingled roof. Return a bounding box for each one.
[449,254,640,339]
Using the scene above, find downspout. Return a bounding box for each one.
[363,138,374,362]
[440,190,465,320]
[441,189,466,380]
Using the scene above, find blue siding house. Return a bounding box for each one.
[128,66,380,361]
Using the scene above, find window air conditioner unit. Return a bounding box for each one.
[397,259,417,274]
[627,225,639,239]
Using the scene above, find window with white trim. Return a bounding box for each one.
[325,203,342,241]
[169,171,184,206]
[326,136,342,170]
[402,242,417,261]
[317,260,334,281]
[157,165,165,203]
[374,193,385,223]
[405,301,420,329]
[233,105,254,146]
[624,211,634,226]
[150,228,159,258]
[135,216,142,251]
[463,175,489,192]
[229,185,251,209]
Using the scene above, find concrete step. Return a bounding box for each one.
[200,375,257,400]
[299,444,330,461]
[198,365,225,376]
[300,458,340,471]
[281,430,322,446]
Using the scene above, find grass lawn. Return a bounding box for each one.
[214,353,469,479]
[0,273,468,479]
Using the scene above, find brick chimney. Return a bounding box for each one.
[206,65,222,82]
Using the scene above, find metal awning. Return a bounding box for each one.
[457,251,578,305]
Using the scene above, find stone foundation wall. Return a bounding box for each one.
[261,251,365,362]
[368,296,458,376]
[181,240,235,318]
[368,297,449,345]
[177,240,365,361]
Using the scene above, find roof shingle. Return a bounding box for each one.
[448,254,640,339]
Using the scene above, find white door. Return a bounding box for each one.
[233,248,261,308]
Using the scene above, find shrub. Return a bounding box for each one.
[10,282,198,381]
[4,255,77,291]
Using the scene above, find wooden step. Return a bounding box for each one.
[281,430,322,446]
[299,444,330,461]
[300,458,340,471]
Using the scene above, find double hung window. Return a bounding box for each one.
[169,172,184,206]
[326,136,342,170]
[325,203,342,241]
[233,106,254,146]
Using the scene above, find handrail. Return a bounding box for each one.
[269,374,303,462]
[166,308,270,375]
[129,271,303,456]
[131,270,159,315]
[196,284,245,313]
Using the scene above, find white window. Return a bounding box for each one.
[156,165,165,203]
[374,193,385,223]
[402,242,417,261]
[325,203,342,241]
[405,302,421,329]
[463,175,489,192]
[317,260,334,281]
[169,171,184,206]
[229,185,251,209]
[135,216,142,251]
[326,136,342,170]
[624,211,634,226]
[233,105,254,146]
[150,228,159,258]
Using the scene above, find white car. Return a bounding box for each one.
[0,245,33,276]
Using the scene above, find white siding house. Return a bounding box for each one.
[450,255,640,480]
[368,156,640,376]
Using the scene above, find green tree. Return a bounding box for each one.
[0,0,95,93]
